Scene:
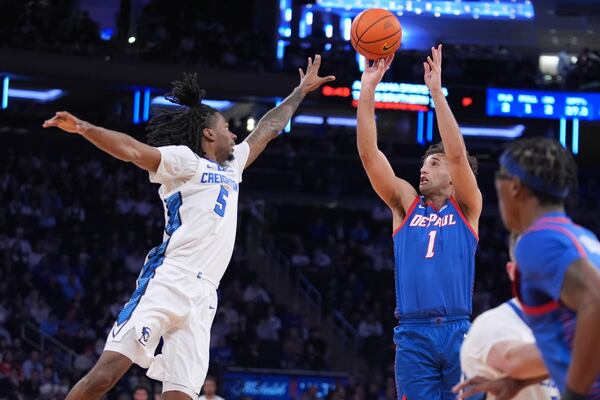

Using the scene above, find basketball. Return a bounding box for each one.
[351,8,402,60]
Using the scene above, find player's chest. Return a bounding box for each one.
[406,210,458,230]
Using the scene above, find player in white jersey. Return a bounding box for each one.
[456,234,559,400]
[43,55,335,400]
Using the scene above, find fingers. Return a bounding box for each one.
[423,61,431,74]
[303,54,322,76]
[384,53,395,69]
[320,75,336,83]
[451,379,470,393]
[458,386,483,399]
[437,43,442,65]
[313,53,321,67]
[55,111,71,119]
[452,377,484,393]
[299,68,305,80]
[427,56,437,71]
[43,113,62,128]
[43,111,72,128]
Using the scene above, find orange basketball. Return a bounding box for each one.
[350,8,402,60]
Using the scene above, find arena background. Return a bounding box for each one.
[0,0,599,399]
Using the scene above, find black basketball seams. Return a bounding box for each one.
[357,14,395,41]
[355,35,401,56]
[352,12,366,42]
[359,28,401,45]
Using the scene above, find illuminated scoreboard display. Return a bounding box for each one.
[321,81,449,111]
[487,88,600,121]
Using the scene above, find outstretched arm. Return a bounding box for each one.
[424,45,482,229]
[487,341,548,379]
[43,111,161,172]
[244,54,335,169]
[453,375,548,400]
[357,55,418,215]
[560,258,600,397]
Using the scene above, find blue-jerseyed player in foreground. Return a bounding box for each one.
[456,138,600,400]
[356,44,482,399]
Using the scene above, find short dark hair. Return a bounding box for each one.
[423,142,478,175]
[146,73,219,155]
[204,375,217,384]
[501,138,577,206]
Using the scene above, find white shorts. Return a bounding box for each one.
[104,263,218,399]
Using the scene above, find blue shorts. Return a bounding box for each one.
[394,316,470,400]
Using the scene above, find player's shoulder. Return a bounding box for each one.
[156,144,195,153]
[156,144,199,161]
[517,224,576,255]
[466,301,530,347]
[471,302,517,329]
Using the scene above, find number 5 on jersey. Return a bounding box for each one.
[425,230,437,258]
[214,186,229,217]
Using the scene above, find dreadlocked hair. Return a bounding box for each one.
[146,73,218,155]
[423,142,479,175]
[504,138,578,205]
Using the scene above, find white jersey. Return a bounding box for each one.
[460,299,559,400]
[147,143,250,288]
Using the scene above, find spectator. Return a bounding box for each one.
[199,375,225,400]
[22,350,43,379]
[358,314,383,339]
[132,385,151,400]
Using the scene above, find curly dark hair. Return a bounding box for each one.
[422,142,479,175]
[501,137,578,206]
[146,73,218,155]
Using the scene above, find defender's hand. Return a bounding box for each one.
[43,111,91,134]
[298,54,336,95]
[453,375,526,400]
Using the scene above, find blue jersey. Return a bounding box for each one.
[392,196,478,318]
[514,212,600,397]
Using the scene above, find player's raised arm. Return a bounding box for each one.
[43,111,161,172]
[243,54,335,169]
[357,55,417,214]
[424,45,482,228]
[559,258,600,397]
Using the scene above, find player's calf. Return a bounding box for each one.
[65,350,132,400]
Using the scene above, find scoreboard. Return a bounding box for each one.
[487,88,600,121]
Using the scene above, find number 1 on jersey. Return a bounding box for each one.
[425,230,437,258]
[214,186,229,217]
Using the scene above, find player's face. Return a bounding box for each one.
[495,169,520,232]
[211,112,237,162]
[419,154,452,195]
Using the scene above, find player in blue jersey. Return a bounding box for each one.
[456,137,600,400]
[356,45,481,399]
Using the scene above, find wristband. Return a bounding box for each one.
[562,386,586,400]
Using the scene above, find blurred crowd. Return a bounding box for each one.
[2,0,599,90]
[0,137,332,399]
[1,118,599,399]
